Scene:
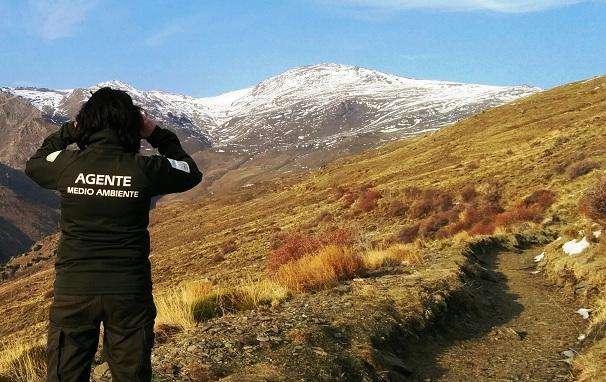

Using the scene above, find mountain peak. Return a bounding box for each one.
[250,63,423,98]
[95,80,136,91]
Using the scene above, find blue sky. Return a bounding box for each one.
[0,0,604,97]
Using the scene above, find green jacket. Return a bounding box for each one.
[25,122,203,295]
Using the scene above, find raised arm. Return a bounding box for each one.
[25,121,80,190]
[140,124,203,196]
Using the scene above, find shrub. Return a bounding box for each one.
[580,178,606,226]
[275,245,365,292]
[268,228,357,271]
[553,162,568,175]
[418,211,457,239]
[318,227,356,247]
[408,189,454,218]
[521,190,556,211]
[268,231,321,271]
[434,192,454,212]
[316,210,333,223]
[387,199,408,217]
[491,189,555,227]
[352,188,382,213]
[566,159,600,179]
[467,160,480,170]
[220,238,238,255]
[394,223,420,243]
[212,253,225,263]
[482,182,505,214]
[494,204,544,226]
[409,198,433,219]
[269,230,288,250]
[460,206,489,230]
[334,185,347,200]
[460,185,478,203]
[469,219,497,235]
[341,192,358,208]
[402,186,423,199]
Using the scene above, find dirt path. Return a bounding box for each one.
[401,248,585,382]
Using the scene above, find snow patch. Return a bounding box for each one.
[560,350,576,364]
[576,308,592,320]
[562,237,590,256]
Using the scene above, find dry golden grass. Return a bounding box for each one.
[275,245,365,292]
[541,223,606,380]
[0,335,46,382]
[154,279,214,329]
[235,278,291,307]
[363,244,422,270]
[154,278,289,329]
[574,340,606,382]
[2,75,606,377]
[574,287,606,382]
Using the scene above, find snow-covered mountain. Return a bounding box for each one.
[2,63,539,156]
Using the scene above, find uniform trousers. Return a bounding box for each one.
[45,293,156,382]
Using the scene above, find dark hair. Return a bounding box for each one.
[75,87,142,153]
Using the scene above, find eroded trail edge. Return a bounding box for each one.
[399,246,585,381]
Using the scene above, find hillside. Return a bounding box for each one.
[0,92,60,262]
[0,92,56,170]
[1,75,605,381]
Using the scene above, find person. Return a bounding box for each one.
[25,87,203,382]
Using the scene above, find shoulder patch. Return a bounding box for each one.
[45,150,62,162]
[167,158,190,173]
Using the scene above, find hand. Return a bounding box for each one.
[140,111,157,139]
[63,120,85,149]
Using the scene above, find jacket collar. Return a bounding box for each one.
[86,128,128,152]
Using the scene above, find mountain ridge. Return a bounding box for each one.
[2,63,539,151]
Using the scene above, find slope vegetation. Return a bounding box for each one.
[0,75,605,381]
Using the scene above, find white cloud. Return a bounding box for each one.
[26,0,97,40]
[143,15,202,47]
[324,0,600,13]
[144,23,185,47]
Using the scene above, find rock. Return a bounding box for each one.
[92,362,110,379]
[541,217,554,226]
[256,335,270,342]
[200,323,213,332]
[187,344,197,352]
[163,363,179,374]
[379,352,412,376]
[238,334,258,345]
[334,285,351,294]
